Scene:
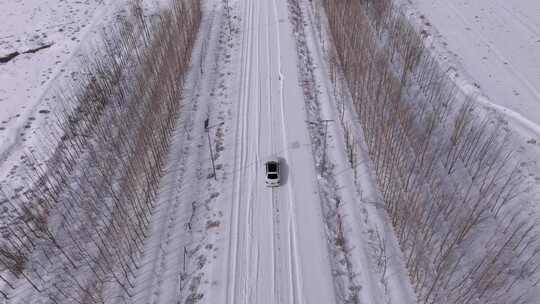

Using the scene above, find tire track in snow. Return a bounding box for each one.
[271,189,282,304]
[247,0,266,301]
[270,0,305,303]
[243,0,260,299]
[265,3,281,303]
[225,0,254,302]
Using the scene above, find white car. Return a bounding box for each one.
[265,157,280,187]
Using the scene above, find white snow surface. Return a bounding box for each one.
[404,0,540,132]
[0,0,110,163]
[0,0,104,125]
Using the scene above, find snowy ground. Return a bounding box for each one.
[0,0,110,174]
[402,0,540,182]
[0,0,105,130]
[404,0,540,131]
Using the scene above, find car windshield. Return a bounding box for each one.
[266,162,278,172]
[267,173,278,179]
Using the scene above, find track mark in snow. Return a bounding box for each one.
[271,191,282,304]
[225,0,255,302]
[271,1,306,303]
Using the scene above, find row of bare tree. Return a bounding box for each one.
[319,0,539,303]
[0,0,201,303]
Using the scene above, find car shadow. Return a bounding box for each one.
[278,156,289,185]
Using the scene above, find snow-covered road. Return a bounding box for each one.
[222,0,336,303]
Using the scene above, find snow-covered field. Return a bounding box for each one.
[0,0,105,130]
[0,0,111,179]
[406,0,540,129]
[403,0,540,198]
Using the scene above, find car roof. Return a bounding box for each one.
[265,156,279,163]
